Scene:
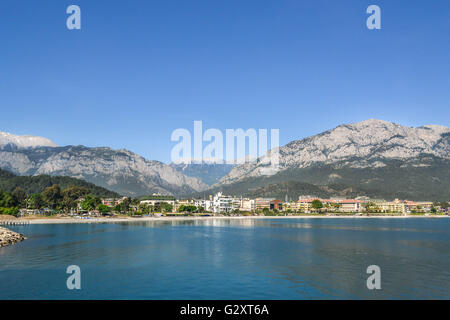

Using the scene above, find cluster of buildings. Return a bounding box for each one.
[140,193,445,215]
[282,197,437,214]
[19,192,446,217]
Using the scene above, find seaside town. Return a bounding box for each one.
[110,193,449,216]
[1,184,448,219]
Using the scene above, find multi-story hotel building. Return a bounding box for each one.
[213,192,234,213]
[240,198,256,212]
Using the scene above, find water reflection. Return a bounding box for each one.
[1,218,449,299]
[114,218,260,228]
[112,217,450,234]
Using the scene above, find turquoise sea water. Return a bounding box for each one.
[0,218,449,299]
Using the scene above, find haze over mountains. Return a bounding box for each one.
[169,162,235,186]
[1,119,449,200]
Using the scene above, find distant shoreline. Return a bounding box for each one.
[20,215,449,224]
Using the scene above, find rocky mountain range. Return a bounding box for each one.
[220,119,449,184]
[1,119,449,200]
[195,119,450,201]
[0,132,207,197]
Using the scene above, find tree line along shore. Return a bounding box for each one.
[0,183,449,220]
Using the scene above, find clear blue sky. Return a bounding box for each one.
[1,0,449,163]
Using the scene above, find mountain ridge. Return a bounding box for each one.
[0,131,57,149]
[0,137,208,197]
[169,162,235,186]
[1,119,448,200]
[187,119,450,201]
[218,119,450,186]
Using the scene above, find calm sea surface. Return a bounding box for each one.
[0,218,449,299]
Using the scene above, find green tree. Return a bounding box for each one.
[113,203,123,213]
[81,195,101,211]
[138,203,150,215]
[0,190,14,208]
[178,205,197,213]
[311,199,323,211]
[365,201,380,213]
[159,202,173,213]
[12,187,27,208]
[43,184,62,209]
[97,204,111,215]
[61,185,89,212]
[0,207,19,216]
[121,197,132,213]
[29,193,45,209]
[196,206,205,213]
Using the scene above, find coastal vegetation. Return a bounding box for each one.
[0,169,119,198]
[0,166,448,218]
[0,183,128,217]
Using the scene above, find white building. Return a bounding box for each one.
[240,198,256,212]
[213,192,233,213]
[232,198,241,210]
[140,198,176,207]
[339,199,364,212]
[194,199,213,212]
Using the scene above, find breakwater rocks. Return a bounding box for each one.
[0,227,26,247]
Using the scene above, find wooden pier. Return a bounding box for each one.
[0,220,30,226]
